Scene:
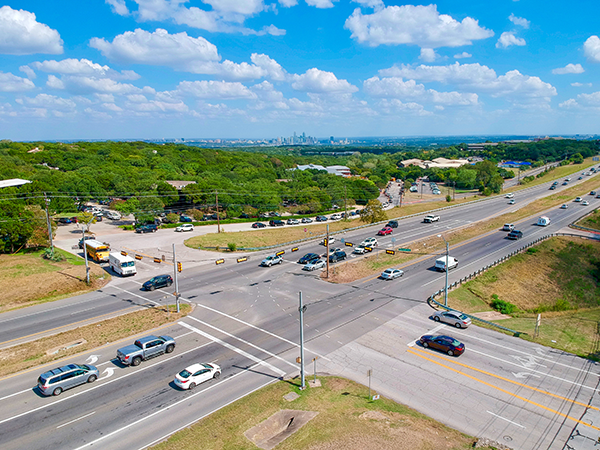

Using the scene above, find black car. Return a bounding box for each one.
[315,215,328,222]
[549,186,556,190]
[386,220,398,228]
[298,253,320,264]
[239,213,250,219]
[180,215,193,222]
[507,230,523,240]
[419,335,465,356]
[143,274,173,291]
[136,224,157,233]
[252,222,266,228]
[329,250,347,263]
[269,219,284,226]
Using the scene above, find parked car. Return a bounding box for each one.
[360,237,378,247]
[252,222,266,228]
[239,213,250,219]
[105,211,121,220]
[419,335,465,356]
[303,259,326,271]
[142,274,173,291]
[432,311,471,329]
[37,363,99,396]
[315,215,328,222]
[287,218,300,225]
[136,224,157,233]
[117,335,176,366]
[386,220,398,228]
[175,223,194,232]
[174,363,221,390]
[298,253,320,264]
[507,230,523,240]
[377,227,393,236]
[423,214,440,223]
[329,250,347,263]
[301,217,313,223]
[380,268,404,280]
[180,215,193,222]
[269,219,284,227]
[330,213,342,220]
[502,223,514,231]
[261,255,283,266]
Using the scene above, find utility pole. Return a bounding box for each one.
[438,234,449,307]
[82,216,94,284]
[420,178,423,199]
[325,223,330,278]
[172,243,180,313]
[43,193,54,255]
[215,190,221,233]
[299,292,306,390]
[344,185,347,220]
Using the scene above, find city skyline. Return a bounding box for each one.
[1,1,600,140]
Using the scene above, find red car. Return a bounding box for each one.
[377,227,393,236]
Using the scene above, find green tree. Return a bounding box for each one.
[359,200,386,224]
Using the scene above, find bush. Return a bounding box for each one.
[42,247,64,262]
[186,209,204,221]
[490,295,517,314]
[446,194,452,203]
[227,242,237,252]
[166,213,179,224]
[526,247,539,255]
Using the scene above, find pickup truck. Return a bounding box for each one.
[423,214,440,223]
[117,335,176,366]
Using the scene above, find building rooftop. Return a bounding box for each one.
[0,178,32,189]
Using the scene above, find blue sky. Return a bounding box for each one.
[0,0,599,140]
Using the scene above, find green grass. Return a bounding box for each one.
[577,207,600,231]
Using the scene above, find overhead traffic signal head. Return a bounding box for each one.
[177,262,182,273]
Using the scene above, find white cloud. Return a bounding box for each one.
[352,0,384,9]
[576,91,600,106]
[345,4,493,48]
[377,99,431,116]
[583,36,600,63]
[176,80,257,99]
[101,103,123,112]
[559,99,578,109]
[105,0,129,16]
[46,75,65,90]
[571,82,592,87]
[552,63,584,75]
[250,54,287,81]
[0,71,36,92]
[30,58,140,80]
[279,0,298,7]
[47,74,154,96]
[0,6,63,55]
[454,52,472,59]
[419,48,437,62]
[291,68,358,93]
[19,65,36,79]
[95,93,115,103]
[306,0,338,8]
[16,93,76,110]
[496,32,526,48]
[127,94,149,103]
[508,13,530,29]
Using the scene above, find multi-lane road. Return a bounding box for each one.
[0,172,599,450]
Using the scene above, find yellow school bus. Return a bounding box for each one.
[85,239,110,262]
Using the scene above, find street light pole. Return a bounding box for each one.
[299,291,306,390]
[43,193,54,255]
[438,234,449,307]
[82,216,94,284]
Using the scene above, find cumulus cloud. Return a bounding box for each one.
[0,6,63,55]
[377,99,431,116]
[306,0,338,8]
[571,82,592,87]
[29,58,140,80]
[0,71,36,92]
[419,48,438,62]
[105,0,129,16]
[345,4,493,48]
[291,68,358,94]
[278,0,298,7]
[454,52,472,59]
[496,32,526,48]
[176,80,257,99]
[552,63,584,75]
[352,0,384,9]
[16,93,76,110]
[583,36,600,63]
[19,65,36,79]
[47,74,154,96]
[508,13,530,28]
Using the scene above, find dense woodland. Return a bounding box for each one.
[0,138,597,253]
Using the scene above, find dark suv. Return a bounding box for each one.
[386,220,398,228]
[329,250,347,263]
[507,230,523,240]
[136,224,157,233]
[315,215,328,222]
[143,274,173,291]
[269,219,284,226]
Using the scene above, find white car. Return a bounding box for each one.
[360,237,378,247]
[303,259,326,271]
[301,217,313,223]
[508,199,515,205]
[174,363,221,390]
[175,223,194,232]
[286,218,300,225]
[423,214,440,223]
[330,213,342,220]
[432,311,471,329]
[261,255,283,266]
[574,197,582,202]
[353,245,367,254]
[582,200,590,206]
[380,268,404,280]
[502,223,514,231]
[505,193,514,199]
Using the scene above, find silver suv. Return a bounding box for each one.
[38,363,99,396]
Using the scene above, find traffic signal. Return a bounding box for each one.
[177,262,182,273]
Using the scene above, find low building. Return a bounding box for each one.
[165,180,197,190]
[291,164,352,177]
[0,178,32,189]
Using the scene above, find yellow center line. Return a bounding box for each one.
[406,348,600,431]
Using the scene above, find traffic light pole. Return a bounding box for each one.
[172,243,180,313]
[299,291,306,390]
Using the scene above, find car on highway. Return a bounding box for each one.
[432,311,472,329]
[261,254,283,266]
[574,197,582,202]
[286,218,300,225]
[549,185,556,190]
[353,245,368,254]
[552,181,559,186]
[329,250,347,263]
[562,181,568,185]
[582,200,590,206]
[143,274,173,290]
[175,223,194,232]
[505,193,514,199]
[298,253,320,264]
[502,223,514,231]
[507,230,523,240]
[37,363,99,396]
[508,199,515,205]
[377,226,393,236]
[578,176,583,180]
[561,204,568,209]
[597,194,600,199]
[174,363,221,390]
[360,237,378,247]
[117,335,176,366]
[423,214,440,223]
[591,191,597,196]
[380,268,404,280]
[419,335,465,356]
[301,217,313,223]
[252,222,266,228]
[303,259,326,271]
[386,220,398,228]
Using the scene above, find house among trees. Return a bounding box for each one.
[165,180,196,190]
[292,164,352,177]
[0,178,32,189]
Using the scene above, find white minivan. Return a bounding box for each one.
[109,252,137,276]
[537,216,551,227]
[434,256,459,272]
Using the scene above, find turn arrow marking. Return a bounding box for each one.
[101,368,115,379]
[512,372,540,379]
[86,355,100,364]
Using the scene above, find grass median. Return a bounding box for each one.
[152,376,494,450]
[0,304,191,378]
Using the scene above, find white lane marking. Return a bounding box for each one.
[510,355,547,369]
[111,285,161,307]
[184,298,331,361]
[407,324,445,347]
[184,317,297,371]
[487,411,525,429]
[74,363,277,450]
[468,348,600,392]
[0,340,212,425]
[179,321,286,377]
[512,372,540,379]
[0,388,31,402]
[57,411,96,429]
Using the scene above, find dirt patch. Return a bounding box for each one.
[471,311,511,321]
[245,410,319,450]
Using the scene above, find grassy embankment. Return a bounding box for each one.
[152,376,493,450]
[448,236,600,359]
[0,304,191,377]
[576,206,600,231]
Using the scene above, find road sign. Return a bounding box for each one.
[304,228,307,232]
[398,248,411,252]
[391,237,396,244]
[341,238,345,244]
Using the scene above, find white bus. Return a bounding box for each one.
[109,252,137,276]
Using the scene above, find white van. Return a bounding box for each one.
[434,256,458,272]
[109,252,137,276]
[537,216,551,227]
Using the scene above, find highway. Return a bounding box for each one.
[0,172,599,450]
